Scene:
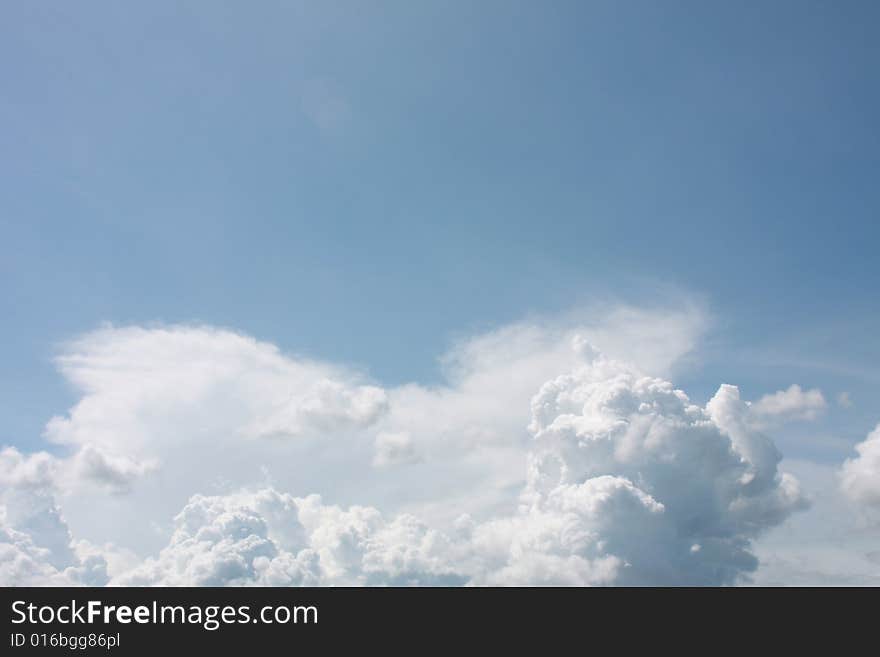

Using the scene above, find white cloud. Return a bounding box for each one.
[30,308,705,553]
[751,459,880,585]
[39,324,392,552]
[106,349,806,586]
[372,432,420,467]
[246,379,387,440]
[840,424,880,512]
[0,447,108,585]
[747,384,827,427]
[0,305,819,586]
[510,356,807,585]
[114,489,464,586]
[0,523,69,586]
[0,447,72,569]
[71,444,157,493]
[115,489,317,586]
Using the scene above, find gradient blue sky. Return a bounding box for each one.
[2,0,878,461]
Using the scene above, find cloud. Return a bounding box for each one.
[32,308,705,553]
[108,349,805,586]
[115,489,317,586]
[372,432,420,467]
[0,306,813,585]
[840,424,880,512]
[507,356,807,584]
[114,489,463,586]
[245,380,387,440]
[751,459,880,585]
[747,384,827,427]
[39,324,391,551]
[70,444,157,493]
[0,447,72,569]
[0,523,69,586]
[0,448,108,585]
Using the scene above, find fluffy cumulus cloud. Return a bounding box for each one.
[500,357,807,584]
[0,448,108,585]
[747,384,827,427]
[113,489,465,586]
[840,424,880,512]
[0,307,821,586]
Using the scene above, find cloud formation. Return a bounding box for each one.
[0,448,108,585]
[510,357,807,584]
[840,424,880,512]
[0,308,819,585]
[748,384,827,427]
[112,350,806,585]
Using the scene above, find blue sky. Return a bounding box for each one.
[1,2,879,583]
[0,0,880,585]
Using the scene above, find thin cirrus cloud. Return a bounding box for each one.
[0,303,869,586]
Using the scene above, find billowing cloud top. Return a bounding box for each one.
[0,308,834,586]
